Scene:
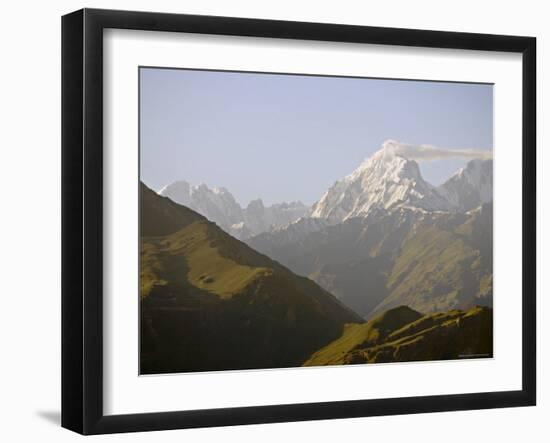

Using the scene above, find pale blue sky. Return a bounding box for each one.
[140,68,493,206]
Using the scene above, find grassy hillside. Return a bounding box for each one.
[142,223,272,300]
[304,306,422,366]
[371,204,493,317]
[304,305,493,366]
[139,182,362,374]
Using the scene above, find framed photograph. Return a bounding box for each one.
[62,8,536,435]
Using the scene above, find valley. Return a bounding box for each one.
[142,140,494,373]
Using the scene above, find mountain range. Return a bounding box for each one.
[310,143,452,221]
[310,140,491,221]
[140,183,360,373]
[142,139,493,372]
[245,142,493,318]
[159,180,309,239]
[160,141,492,237]
[158,142,493,319]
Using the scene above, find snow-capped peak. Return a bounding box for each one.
[348,140,419,180]
[160,180,243,229]
[437,158,493,211]
[310,140,450,222]
[159,180,309,239]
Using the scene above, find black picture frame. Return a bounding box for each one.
[62,8,536,435]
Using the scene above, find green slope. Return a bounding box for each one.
[142,222,271,300]
[139,182,362,374]
[304,306,422,366]
[304,305,493,366]
[371,205,493,317]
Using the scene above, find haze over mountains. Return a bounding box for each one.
[158,140,493,320]
[160,140,492,237]
[142,140,493,372]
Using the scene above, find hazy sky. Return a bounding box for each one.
[140,68,492,206]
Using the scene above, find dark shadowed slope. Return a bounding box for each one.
[140,182,206,237]
[139,182,362,374]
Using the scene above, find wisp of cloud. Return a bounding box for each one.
[382,139,492,162]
